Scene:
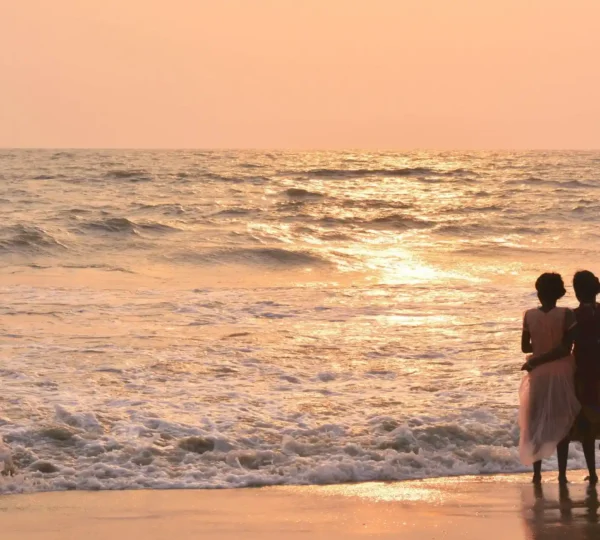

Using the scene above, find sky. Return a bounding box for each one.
[1,1,599,149]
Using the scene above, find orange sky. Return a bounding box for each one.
[1,1,599,149]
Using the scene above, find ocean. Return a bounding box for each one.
[1,149,599,493]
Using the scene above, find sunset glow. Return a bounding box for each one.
[2,1,599,149]
[3,2,600,530]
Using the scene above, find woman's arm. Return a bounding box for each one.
[521,329,533,354]
[521,312,533,353]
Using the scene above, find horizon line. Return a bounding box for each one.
[2,147,600,152]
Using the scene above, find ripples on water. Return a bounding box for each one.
[0,150,599,492]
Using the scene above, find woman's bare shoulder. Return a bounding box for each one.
[523,308,537,325]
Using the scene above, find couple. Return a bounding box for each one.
[519,270,600,484]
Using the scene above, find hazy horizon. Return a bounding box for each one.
[3,147,600,151]
[2,1,599,149]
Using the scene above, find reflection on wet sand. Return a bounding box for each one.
[522,483,600,539]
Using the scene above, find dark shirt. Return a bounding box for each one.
[574,303,600,406]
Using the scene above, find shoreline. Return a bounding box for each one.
[2,472,600,539]
[0,467,582,497]
[0,467,589,496]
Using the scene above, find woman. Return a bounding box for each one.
[525,270,600,485]
[519,273,580,483]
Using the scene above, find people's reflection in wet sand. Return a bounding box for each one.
[584,485,599,525]
[558,483,573,523]
[522,483,600,539]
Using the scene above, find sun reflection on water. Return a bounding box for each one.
[317,481,446,504]
[333,243,480,286]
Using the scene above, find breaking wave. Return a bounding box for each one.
[78,218,180,235]
[173,247,331,268]
[363,215,434,230]
[506,177,597,189]
[300,167,472,179]
[105,169,153,182]
[0,225,67,253]
[283,188,324,199]
[305,167,436,178]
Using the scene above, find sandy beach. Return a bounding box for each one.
[2,473,599,539]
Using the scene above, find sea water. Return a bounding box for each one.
[1,149,599,493]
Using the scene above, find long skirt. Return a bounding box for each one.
[519,357,581,465]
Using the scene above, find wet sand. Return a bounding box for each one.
[2,473,600,539]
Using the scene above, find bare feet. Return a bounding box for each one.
[558,475,569,485]
[585,474,598,485]
[532,473,542,484]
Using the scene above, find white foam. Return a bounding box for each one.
[1,255,596,494]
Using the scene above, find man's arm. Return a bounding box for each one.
[526,340,572,369]
[523,311,577,370]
